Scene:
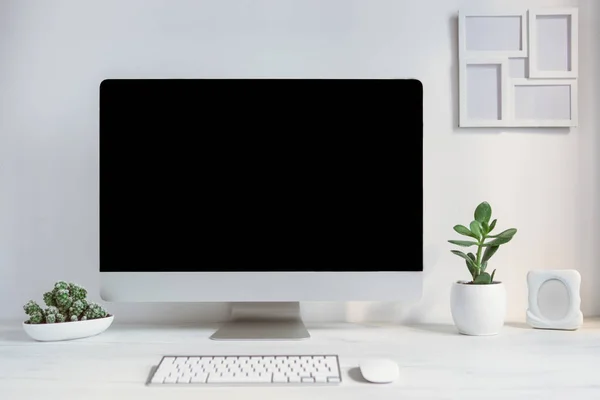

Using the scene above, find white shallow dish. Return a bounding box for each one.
[22,315,114,342]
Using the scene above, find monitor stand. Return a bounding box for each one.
[210,302,310,341]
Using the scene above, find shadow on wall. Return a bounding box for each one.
[102,302,231,324]
[349,243,446,324]
[448,15,569,136]
[592,0,600,315]
[577,0,600,316]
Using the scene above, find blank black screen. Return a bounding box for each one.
[100,79,423,272]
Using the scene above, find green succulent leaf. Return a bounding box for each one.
[487,228,517,239]
[453,224,477,239]
[474,202,492,225]
[488,219,497,233]
[457,252,479,279]
[465,260,477,279]
[473,272,492,284]
[482,221,489,235]
[469,220,482,239]
[451,250,471,261]
[482,245,499,262]
[481,260,488,272]
[448,240,479,247]
[490,269,497,282]
[482,236,514,246]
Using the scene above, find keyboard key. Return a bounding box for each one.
[209,372,273,384]
[190,373,208,383]
[162,357,176,365]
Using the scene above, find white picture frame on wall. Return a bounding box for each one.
[459,57,509,128]
[458,10,528,58]
[508,79,577,127]
[458,7,579,128]
[528,8,579,79]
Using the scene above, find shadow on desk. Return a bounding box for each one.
[347,367,370,384]
[406,322,531,335]
[404,323,458,336]
[0,329,32,343]
[146,365,158,385]
[505,322,530,329]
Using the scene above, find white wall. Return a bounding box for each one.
[1,0,598,324]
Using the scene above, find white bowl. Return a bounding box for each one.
[22,315,114,342]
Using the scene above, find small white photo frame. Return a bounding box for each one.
[459,58,508,128]
[526,269,583,330]
[509,78,577,127]
[459,10,528,58]
[529,8,578,79]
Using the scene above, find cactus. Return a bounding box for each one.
[24,300,43,315]
[54,288,72,310]
[68,299,88,321]
[23,282,110,324]
[69,283,87,301]
[43,291,56,307]
[44,306,66,324]
[54,281,69,291]
[24,300,45,324]
[84,302,108,320]
[28,311,45,324]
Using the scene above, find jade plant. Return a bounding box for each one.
[448,201,517,284]
[23,281,110,324]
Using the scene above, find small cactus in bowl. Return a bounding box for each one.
[23,281,110,324]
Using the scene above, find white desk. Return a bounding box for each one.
[1,320,599,399]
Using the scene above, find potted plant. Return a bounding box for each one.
[448,201,517,336]
[22,281,114,341]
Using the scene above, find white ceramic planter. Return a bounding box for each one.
[450,282,506,336]
[22,315,114,342]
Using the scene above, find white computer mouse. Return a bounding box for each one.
[359,358,399,384]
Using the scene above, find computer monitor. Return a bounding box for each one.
[99,78,423,340]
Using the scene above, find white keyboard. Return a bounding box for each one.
[149,355,342,385]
